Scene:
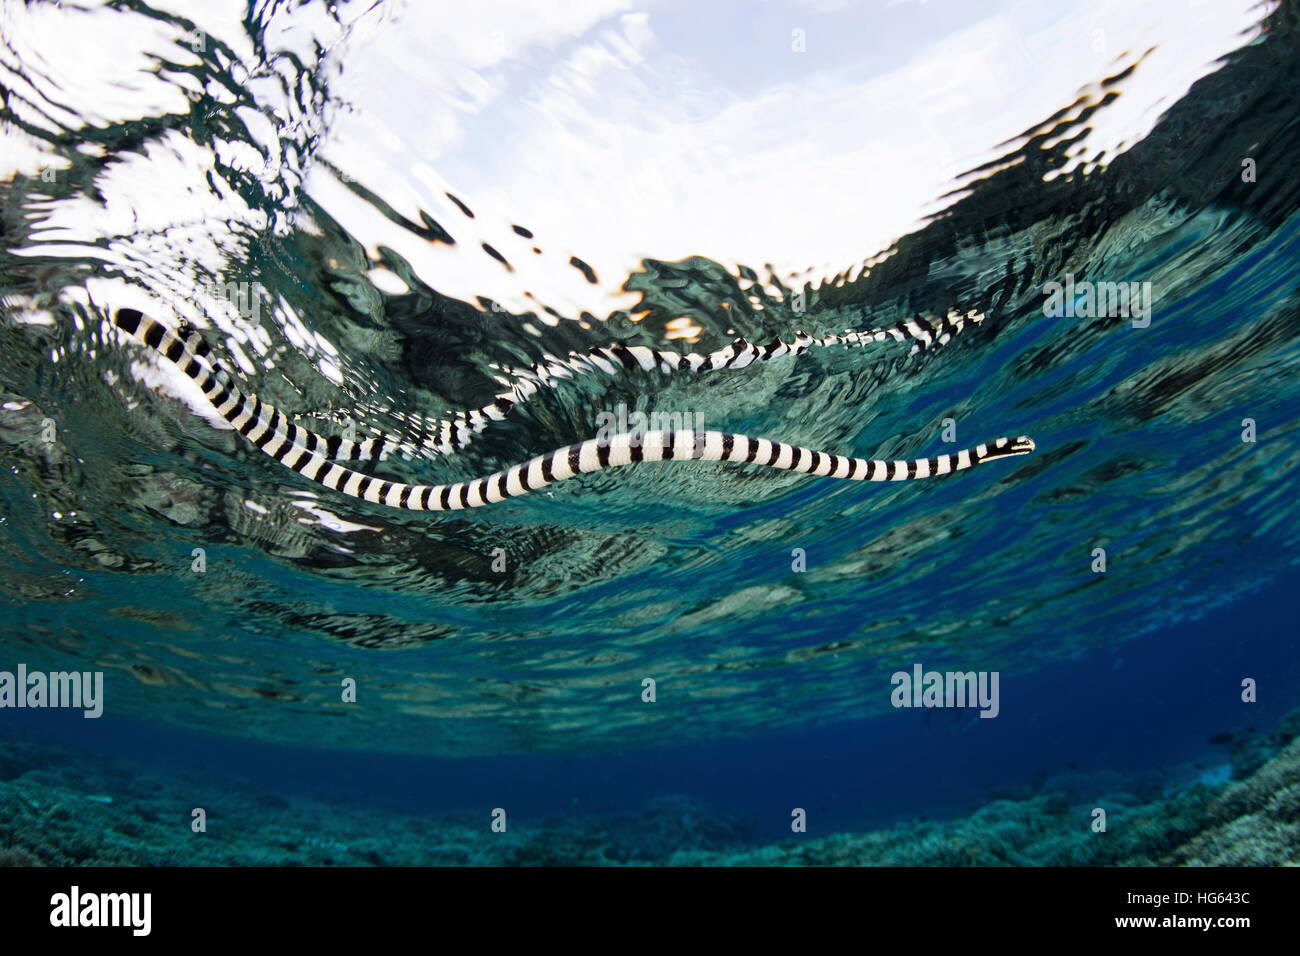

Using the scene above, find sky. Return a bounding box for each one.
[1,0,1278,328]
[312,0,1273,318]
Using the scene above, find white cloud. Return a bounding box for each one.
[310,0,1272,321]
[5,0,1276,331]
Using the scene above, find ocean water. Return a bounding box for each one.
[1,0,1299,866]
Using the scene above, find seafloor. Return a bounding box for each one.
[2,710,1298,866]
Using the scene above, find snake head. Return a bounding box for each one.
[979,436,1036,461]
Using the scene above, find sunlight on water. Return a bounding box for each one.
[1,0,1298,756]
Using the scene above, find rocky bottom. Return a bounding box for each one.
[1,710,1297,866]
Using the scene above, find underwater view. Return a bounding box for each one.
[1,0,1299,901]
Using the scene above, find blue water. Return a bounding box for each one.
[9,559,1297,846]
[3,0,1300,865]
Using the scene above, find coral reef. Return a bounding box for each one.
[1164,733,1300,866]
[2,711,1297,866]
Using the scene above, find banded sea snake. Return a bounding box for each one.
[109,307,1035,512]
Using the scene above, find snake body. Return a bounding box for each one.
[372,306,990,462]
[110,307,1034,511]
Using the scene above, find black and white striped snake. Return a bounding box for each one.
[109,307,1035,511]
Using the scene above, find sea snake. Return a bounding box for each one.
[305,306,989,462]
[109,307,1035,511]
